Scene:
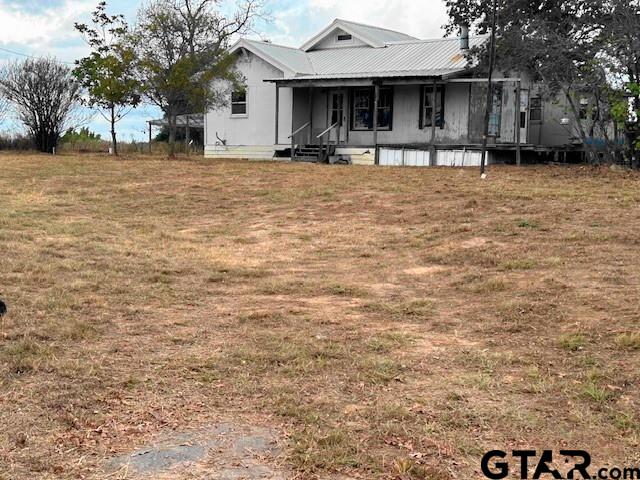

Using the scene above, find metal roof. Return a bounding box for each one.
[149,114,204,128]
[229,19,488,82]
[302,36,486,80]
[235,39,314,75]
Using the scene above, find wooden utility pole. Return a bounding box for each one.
[480,0,498,176]
[148,122,152,154]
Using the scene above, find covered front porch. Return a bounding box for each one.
[268,76,528,165]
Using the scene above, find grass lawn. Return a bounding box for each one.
[0,153,639,479]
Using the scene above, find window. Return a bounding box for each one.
[330,93,344,126]
[579,98,596,121]
[337,34,353,42]
[377,88,393,130]
[530,97,542,122]
[351,87,393,131]
[488,84,503,137]
[421,85,445,128]
[231,89,247,116]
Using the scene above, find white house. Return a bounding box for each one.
[204,19,593,166]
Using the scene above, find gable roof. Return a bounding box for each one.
[300,19,418,51]
[229,39,314,75]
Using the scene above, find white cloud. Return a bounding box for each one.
[306,0,450,40]
[0,0,94,52]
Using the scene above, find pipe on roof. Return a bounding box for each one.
[460,24,470,50]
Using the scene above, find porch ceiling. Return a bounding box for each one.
[266,73,452,88]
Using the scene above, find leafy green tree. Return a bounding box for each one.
[130,0,262,157]
[74,1,141,156]
[597,0,640,166]
[61,127,102,144]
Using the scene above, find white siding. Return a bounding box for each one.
[205,51,293,158]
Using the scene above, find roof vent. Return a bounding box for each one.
[460,24,469,50]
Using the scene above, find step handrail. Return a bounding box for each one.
[316,122,339,139]
[288,122,311,139]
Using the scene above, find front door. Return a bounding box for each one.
[519,89,530,144]
[329,90,347,144]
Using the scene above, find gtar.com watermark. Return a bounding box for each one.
[481,450,640,480]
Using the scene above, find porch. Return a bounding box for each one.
[268,76,529,165]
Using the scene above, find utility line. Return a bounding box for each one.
[0,45,76,65]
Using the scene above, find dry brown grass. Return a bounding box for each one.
[1,153,640,479]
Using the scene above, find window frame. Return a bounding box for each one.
[349,86,394,132]
[336,33,353,43]
[231,88,248,117]
[420,84,446,130]
[578,98,597,121]
[529,96,543,123]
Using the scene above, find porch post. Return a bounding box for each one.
[430,78,437,166]
[291,88,295,161]
[308,87,314,144]
[185,115,190,155]
[274,85,280,145]
[373,83,380,165]
[515,80,522,166]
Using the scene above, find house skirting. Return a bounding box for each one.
[204,144,535,166]
[205,145,278,160]
[335,148,375,165]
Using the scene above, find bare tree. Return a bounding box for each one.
[131,0,263,157]
[0,96,9,128]
[0,58,83,153]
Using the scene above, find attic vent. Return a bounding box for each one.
[337,34,353,42]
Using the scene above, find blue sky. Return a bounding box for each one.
[0,0,449,141]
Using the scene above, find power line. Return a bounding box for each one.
[0,45,76,66]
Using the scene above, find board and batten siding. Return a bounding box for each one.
[205,51,293,159]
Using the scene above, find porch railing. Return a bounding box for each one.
[316,122,340,162]
[289,122,311,160]
[288,121,311,140]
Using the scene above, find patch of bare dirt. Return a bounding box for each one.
[105,423,284,479]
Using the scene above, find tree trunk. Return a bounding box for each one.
[35,126,58,154]
[111,104,118,157]
[593,88,615,164]
[563,87,598,164]
[631,128,639,169]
